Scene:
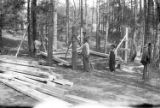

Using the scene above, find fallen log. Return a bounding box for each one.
[40,52,71,66]
[53,79,73,87]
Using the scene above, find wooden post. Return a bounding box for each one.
[104,21,109,53]
[53,10,57,50]
[48,0,55,66]
[125,28,129,62]
[72,26,77,70]
[15,25,29,57]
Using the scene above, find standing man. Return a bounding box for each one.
[77,36,90,72]
[109,44,116,72]
[141,43,151,81]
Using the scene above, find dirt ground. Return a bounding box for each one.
[1,30,160,106]
[0,82,37,106]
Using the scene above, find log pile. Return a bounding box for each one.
[0,56,97,105]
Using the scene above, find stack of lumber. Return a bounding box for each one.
[0,56,97,105]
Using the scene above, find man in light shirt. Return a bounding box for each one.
[77,36,90,72]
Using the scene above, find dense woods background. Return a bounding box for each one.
[0,0,160,67]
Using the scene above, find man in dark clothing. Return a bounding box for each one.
[109,44,116,72]
[141,43,151,81]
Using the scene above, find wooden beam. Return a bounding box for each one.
[54,79,73,87]
[0,76,72,106]
[0,77,53,102]
[40,52,71,66]
[15,24,29,57]
[0,66,49,78]
[14,75,68,96]
[0,56,55,70]
[65,95,98,104]
[90,50,109,58]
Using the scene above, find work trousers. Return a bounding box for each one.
[82,55,90,72]
[142,64,149,81]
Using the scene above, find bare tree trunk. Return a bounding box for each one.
[72,26,77,70]
[27,0,32,55]
[48,0,55,66]
[96,0,100,51]
[0,0,3,49]
[66,0,69,45]
[80,0,84,44]
[91,1,94,33]
[31,0,37,54]
[53,11,57,50]
[104,0,109,53]
[85,0,87,25]
[144,0,149,45]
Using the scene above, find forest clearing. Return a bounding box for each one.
[0,0,160,108]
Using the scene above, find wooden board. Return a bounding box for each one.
[0,77,72,106]
[14,72,48,83]
[0,66,49,78]
[14,75,68,96]
[65,95,98,104]
[0,57,55,70]
[54,79,73,87]
[0,77,53,102]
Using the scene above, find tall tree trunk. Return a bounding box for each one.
[66,0,69,45]
[47,0,55,66]
[72,26,77,70]
[31,0,37,54]
[80,0,84,44]
[27,0,32,55]
[144,0,149,45]
[96,0,100,51]
[85,0,87,25]
[0,0,3,49]
[91,0,94,33]
[53,11,57,50]
[104,0,109,53]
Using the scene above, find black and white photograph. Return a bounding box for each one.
[0,0,160,108]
